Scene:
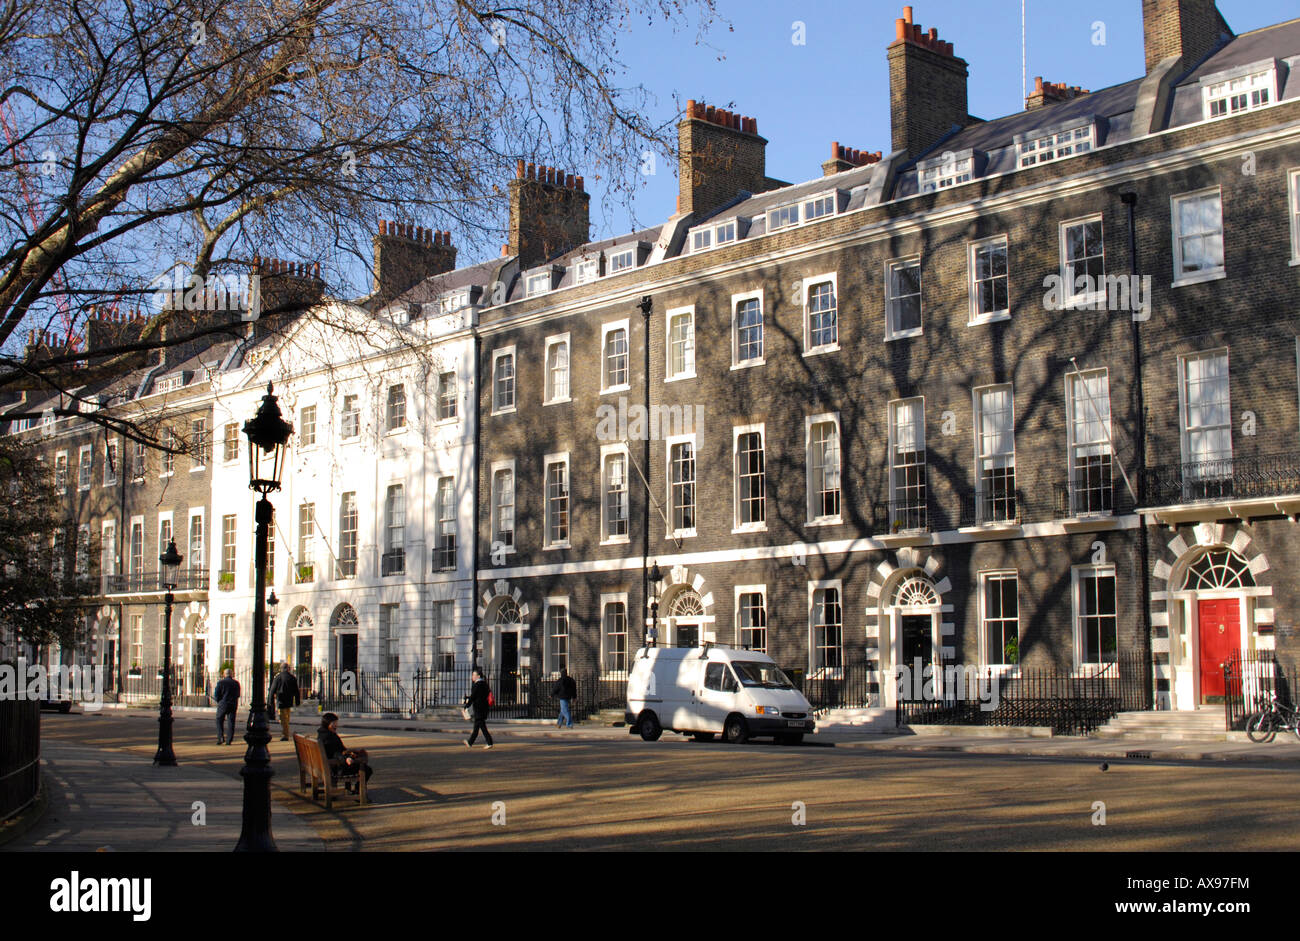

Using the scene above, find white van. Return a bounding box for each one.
[625,645,816,745]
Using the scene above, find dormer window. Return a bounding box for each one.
[574,257,601,284]
[689,219,741,253]
[691,229,712,252]
[918,151,974,192]
[526,272,553,297]
[607,248,636,274]
[767,204,799,232]
[803,193,836,221]
[1017,120,1096,169]
[1201,62,1279,121]
[156,374,185,394]
[439,290,471,314]
[716,221,737,245]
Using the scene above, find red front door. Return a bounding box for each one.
[1198,599,1240,699]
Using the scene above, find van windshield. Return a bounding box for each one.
[732,661,795,689]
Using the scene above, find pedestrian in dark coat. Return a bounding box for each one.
[317,712,372,787]
[214,669,240,745]
[268,664,301,741]
[464,669,494,748]
[552,668,577,728]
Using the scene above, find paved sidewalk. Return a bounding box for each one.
[95,704,1300,764]
[3,741,323,852]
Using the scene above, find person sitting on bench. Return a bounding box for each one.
[317,712,373,792]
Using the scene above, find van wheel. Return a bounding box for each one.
[638,712,663,742]
[691,732,715,742]
[778,733,803,746]
[723,715,749,744]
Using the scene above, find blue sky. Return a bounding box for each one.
[591,0,1300,239]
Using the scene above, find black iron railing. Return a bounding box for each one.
[381,550,405,576]
[1142,451,1300,507]
[1053,475,1114,518]
[785,664,875,712]
[0,696,40,819]
[896,651,1148,736]
[103,567,208,593]
[1223,650,1296,731]
[959,486,1023,527]
[433,538,456,572]
[873,497,929,534]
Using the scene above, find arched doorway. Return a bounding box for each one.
[330,603,359,676]
[489,597,524,703]
[883,572,945,705]
[288,608,315,693]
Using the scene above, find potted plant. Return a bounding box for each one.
[218,570,235,590]
[128,661,142,677]
[1003,636,1019,666]
[297,563,313,583]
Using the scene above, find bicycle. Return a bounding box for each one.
[1245,693,1300,743]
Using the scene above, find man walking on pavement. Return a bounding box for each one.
[214,668,240,745]
[464,668,494,749]
[268,663,301,741]
[552,668,577,728]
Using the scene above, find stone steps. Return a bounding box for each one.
[1093,709,1231,741]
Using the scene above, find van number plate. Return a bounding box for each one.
[786,720,804,727]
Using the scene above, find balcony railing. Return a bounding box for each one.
[433,538,456,572]
[1142,452,1300,507]
[103,567,209,594]
[959,486,1023,527]
[381,549,405,576]
[1053,477,1115,518]
[872,497,929,534]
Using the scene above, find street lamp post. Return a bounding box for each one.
[236,382,292,853]
[266,588,279,705]
[648,561,662,648]
[153,538,183,766]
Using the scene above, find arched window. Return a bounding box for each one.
[669,590,704,618]
[295,611,314,632]
[331,604,358,628]
[495,598,521,625]
[893,575,940,608]
[1181,548,1255,590]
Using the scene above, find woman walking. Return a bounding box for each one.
[464,668,493,749]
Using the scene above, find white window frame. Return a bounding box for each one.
[189,418,208,471]
[77,444,92,491]
[805,412,843,526]
[808,579,844,677]
[1289,169,1300,266]
[491,346,517,415]
[103,440,119,487]
[888,397,927,532]
[222,422,240,462]
[979,570,1020,669]
[340,394,361,440]
[1072,564,1119,670]
[298,502,315,573]
[885,256,923,340]
[1017,121,1095,169]
[526,271,553,297]
[600,443,630,546]
[715,220,737,245]
[665,305,696,382]
[690,227,712,253]
[1065,368,1114,517]
[600,591,630,676]
[972,384,1017,525]
[435,475,457,571]
[157,511,174,566]
[732,423,767,534]
[1177,349,1232,471]
[436,371,458,424]
[337,491,358,579]
[160,428,175,477]
[802,192,838,222]
[543,596,570,676]
[385,383,407,433]
[665,432,697,540]
[54,450,68,490]
[299,405,317,447]
[767,203,800,232]
[574,257,600,284]
[188,510,204,572]
[1170,187,1226,287]
[543,451,571,549]
[734,584,767,653]
[490,459,517,555]
[543,333,571,405]
[607,248,636,275]
[1201,64,1278,122]
[101,519,117,583]
[1059,215,1106,309]
[968,235,1010,324]
[801,272,840,355]
[918,152,973,192]
[730,288,765,369]
[600,319,631,394]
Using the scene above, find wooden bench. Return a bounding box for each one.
[292,733,368,808]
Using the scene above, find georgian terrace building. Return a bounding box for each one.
[467,0,1300,712]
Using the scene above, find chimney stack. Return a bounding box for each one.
[1141,0,1232,74]
[507,162,591,269]
[822,142,883,177]
[1025,76,1091,110]
[887,6,973,158]
[677,99,770,216]
[372,221,457,303]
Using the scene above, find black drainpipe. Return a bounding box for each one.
[471,329,482,671]
[1122,190,1155,711]
[639,295,653,644]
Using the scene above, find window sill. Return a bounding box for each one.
[732,523,767,535]
[803,343,841,358]
[384,427,407,437]
[544,543,571,551]
[665,372,696,384]
[600,535,631,547]
[1171,269,1226,288]
[1063,292,1106,310]
[968,311,1011,326]
[885,327,923,342]
[491,407,517,417]
[189,467,207,474]
[543,397,571,407]
[1289,257,1300,268]
[730,358,765,371]
[600,384,631,396]
[669,529,697,540]
[806,517,842,528]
